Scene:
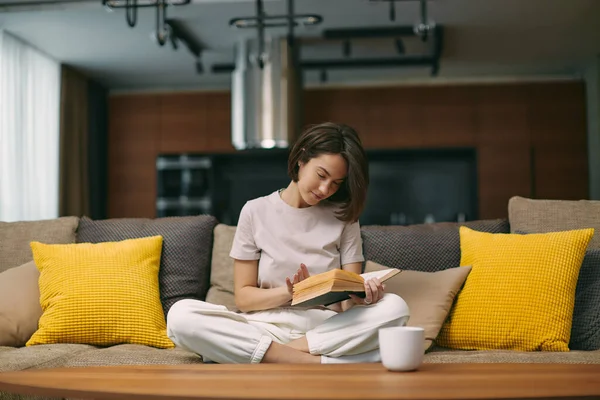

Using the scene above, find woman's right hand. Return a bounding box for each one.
[285,263,310,296]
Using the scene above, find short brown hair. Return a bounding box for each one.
[288,122,369,223]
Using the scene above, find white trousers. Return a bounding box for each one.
[166,293,410,364]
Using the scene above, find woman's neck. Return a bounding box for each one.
[280,182,311,209]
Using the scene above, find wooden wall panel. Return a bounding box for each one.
[107,81,589,220]
[304,89,369,140]
[205,92,235,153]
[108,95,160,218]
[362,87,424,149]
[159,92,208,154]
[306,86,478,149]
[475,84,532,219]
[529,82,589,200]
[413,86,478,148]
[303,90,329,129]
[533,144,589,199]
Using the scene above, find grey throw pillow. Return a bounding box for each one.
[76,215,218,316]
[361,219,510,272]
[568,249,600,350]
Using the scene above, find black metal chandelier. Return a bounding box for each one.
[214,0,442,78]
[228,0,323,69]
[102,0,191,46]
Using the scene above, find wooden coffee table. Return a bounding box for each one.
[0,363,599,399]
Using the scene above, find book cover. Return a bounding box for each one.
[291,268,401,307]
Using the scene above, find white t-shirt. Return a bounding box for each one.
[229,190,364,289]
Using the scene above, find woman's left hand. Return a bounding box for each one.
[349,278,385,306]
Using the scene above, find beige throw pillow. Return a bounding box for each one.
[0,216,79,273]
[364,261,472,351]
[508,196,600,249]
[205,224,238,311]
[0,261,43,347]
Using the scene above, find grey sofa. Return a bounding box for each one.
[1,196,599,400]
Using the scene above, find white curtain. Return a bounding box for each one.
[0,30,60,222]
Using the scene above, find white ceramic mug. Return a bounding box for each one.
[378,326,425,372]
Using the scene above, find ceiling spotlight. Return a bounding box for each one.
[414,0,435,41]
[414,22,435,37]
[233,20,249,28]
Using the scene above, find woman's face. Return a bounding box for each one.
[297,153,347,207]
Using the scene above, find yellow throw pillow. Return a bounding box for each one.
[437,227,594,352]
[27,236,174,349]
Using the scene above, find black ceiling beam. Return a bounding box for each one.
[301,56,434,70]
[212,56,434,74]
[322,26,418,39]
[431,26,443,75]
[212,64,236,74]
[212,25,444,76]
[166,19,205,59]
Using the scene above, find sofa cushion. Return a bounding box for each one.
[205,224,237,311]
[361,219,509,272]
[0,216,79,273]
[437,227,593,352]
[508,196,600,249]
[76,215,218,316]
[0,261,42,347]
[0,344,93,372]
[424,347,600,364]
[28,236,174,349]
[363,261,471,352]
[61,344,202,367]
[570,249,600,350]
[0,343,200,373]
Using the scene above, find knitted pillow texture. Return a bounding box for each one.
[361,219,509,273]
[76,215,217,316]
[27,236,174,349]
[568,249,600,350]
[437,227,593,352]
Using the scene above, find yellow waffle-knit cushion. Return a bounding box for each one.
[27,236,174,348]
[437,227,594,352]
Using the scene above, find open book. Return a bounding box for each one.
[291,268,401,307]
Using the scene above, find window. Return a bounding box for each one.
[0,30,60,222]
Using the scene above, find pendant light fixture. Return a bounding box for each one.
[102,0,191,46]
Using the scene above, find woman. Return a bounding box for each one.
[167,122,409,364]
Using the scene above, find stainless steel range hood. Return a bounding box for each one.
[231,37,302,150]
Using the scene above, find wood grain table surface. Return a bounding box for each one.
[1,363,599,400]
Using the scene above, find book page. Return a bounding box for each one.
[360,268,401,282]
